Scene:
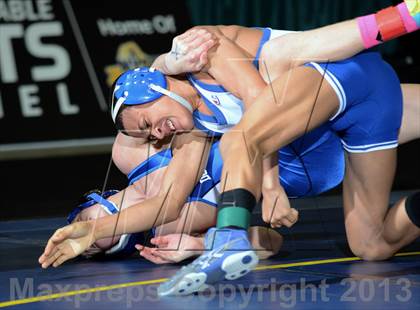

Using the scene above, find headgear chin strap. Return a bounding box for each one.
[111,67,193,123]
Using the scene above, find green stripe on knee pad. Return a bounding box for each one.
[217,207,251,230]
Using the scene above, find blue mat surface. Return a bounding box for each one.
[1,193,419,309]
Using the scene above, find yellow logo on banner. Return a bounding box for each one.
[105,42,154,87]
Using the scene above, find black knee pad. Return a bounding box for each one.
[217,189,257,230]
[405,191,420,228]
[218,188,256,211]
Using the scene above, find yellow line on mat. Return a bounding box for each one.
[0,278,166,308]
[1,251,419,308]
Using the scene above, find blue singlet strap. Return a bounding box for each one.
[87,192,119,214]
[127,149,172,185]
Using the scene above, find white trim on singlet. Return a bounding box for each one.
[309,62,347,121]
[341,140,398,153]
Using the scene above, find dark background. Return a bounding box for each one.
[1,0,419,220]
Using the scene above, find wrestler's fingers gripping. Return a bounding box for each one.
[174,28,196,43]
[197,51,209,69]
[180,29,212,54]
[150,236,169,248]
[284,208,298,226]
[292,208,299,222]
[281,218,295,228]
[188,50,200,63]
[183,28,209,45]
[270,209,284,226]
[271,221,282,229]
[195,41,215,67]
[188,32,212,49]
[271,211,285,227]
[178,32,199,48]
[202,39,216,52]
[190,39,215,64]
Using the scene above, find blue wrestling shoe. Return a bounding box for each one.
[157,228,259,296]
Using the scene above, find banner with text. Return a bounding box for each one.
[0,0,191,156]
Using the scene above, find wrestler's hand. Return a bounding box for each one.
[164,28,216,74]
[38,221,96,268]
[262,184,299,228]
[135,234,203,264]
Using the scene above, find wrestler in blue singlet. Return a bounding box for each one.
[189,27,402,153]
[128,129,344,205]
[158,27,403,296]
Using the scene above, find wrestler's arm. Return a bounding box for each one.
[266,20,363,65]
[93,133,211,240]
[39,133,211,268]
[151,28,216,75]
[190,26,300,226]
[195,26,282,190]
[79,133,164,221]
[152,21,361,77]
[156,18,383,79]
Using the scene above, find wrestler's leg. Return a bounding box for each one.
[261,44,420,145]
[156,67,339,296]
[399,84,420,144]
[342,149,420,261]
[219,66,339,197]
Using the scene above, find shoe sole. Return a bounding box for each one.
[158,250,259,296]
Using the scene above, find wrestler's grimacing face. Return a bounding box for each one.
[121,97,194,141]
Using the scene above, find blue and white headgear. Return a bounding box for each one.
[110,67,193,123]
[67,189,144,256]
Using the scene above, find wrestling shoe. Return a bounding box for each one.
[157,228,259,296]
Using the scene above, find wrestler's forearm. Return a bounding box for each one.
[95,136,211,240]
[291,19,364,65]
[105,185,145,210]
[262,152,280,190]
[279,0,419,67]
[93,195,184,240]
